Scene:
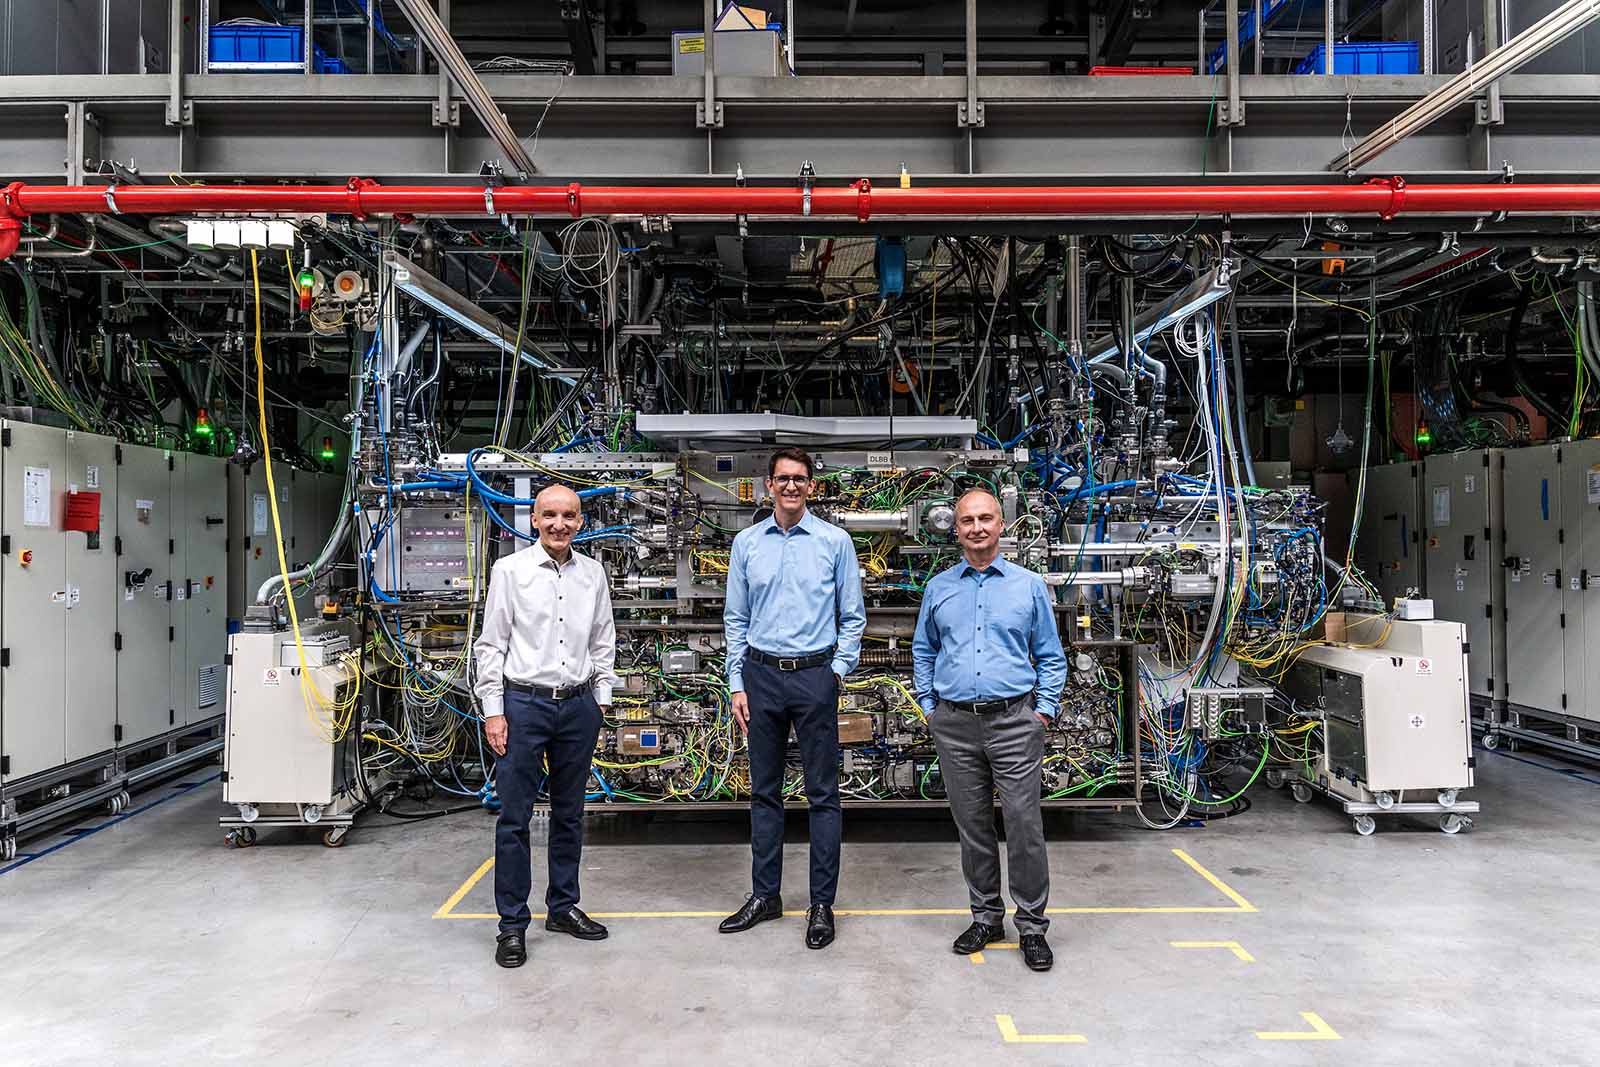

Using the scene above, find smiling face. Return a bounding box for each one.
[954,489,1003,560]
[534,484,584,555]
[766,457,812,524]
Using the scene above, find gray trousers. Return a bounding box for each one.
[929,696,1050,935]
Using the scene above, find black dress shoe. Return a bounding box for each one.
[545,907,609,941]
[495,930,527,969]
[1020,933,1053,972]
[952,921,1006,955]
[805,904,835,950]
[719,894,784,933]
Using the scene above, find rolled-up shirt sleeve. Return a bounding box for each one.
[911,588,940,716]
[832,534,867,678]
[473,560,513,719]
[724,534,750,692]
[1029,580,1067,719]
[590,561,619,705]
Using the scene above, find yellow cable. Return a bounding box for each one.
[249,250,349,742]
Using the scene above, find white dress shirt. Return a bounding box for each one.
[473,540,618,719]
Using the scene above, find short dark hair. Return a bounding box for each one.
[768,446,814,479]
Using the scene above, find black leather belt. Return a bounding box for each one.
[506,679,591,701]
[747,647,835,671]
[942,693,1032,715]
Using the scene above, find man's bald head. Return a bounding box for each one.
[954,487,1001,518]
[533,482,584,555]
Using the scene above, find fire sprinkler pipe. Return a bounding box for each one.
[6,177,1600,260]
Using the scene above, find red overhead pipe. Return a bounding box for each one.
[5,176,1600,259]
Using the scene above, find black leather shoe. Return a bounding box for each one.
[545,907,609,941]
[719,894,784,933]
[805,904,836,950]
[952,921,1006,955]
[495,930,527,969]
[1020,933,1053,972]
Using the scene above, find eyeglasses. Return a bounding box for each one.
[771,475,811,486]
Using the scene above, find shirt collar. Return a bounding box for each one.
[764,508,816,535]
[530,539,580,571]
[960,555,1007,579]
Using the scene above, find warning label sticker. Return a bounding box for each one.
[1416,658,1433,676]
[262,667,282,687]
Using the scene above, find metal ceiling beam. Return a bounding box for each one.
[560,0,601,76]
[392,0,538,175]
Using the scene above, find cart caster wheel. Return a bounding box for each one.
[1437,789,1459,808]
[1482,733,1502,751]
[1264,768,1286,790]
[322,828,348,848]
[1374,791,1395,810]
[1352,815,1377,836]
[228,827,257,848]
[1291,781,1314,805]
[1,837,15,861]
[1439,813,1470,835]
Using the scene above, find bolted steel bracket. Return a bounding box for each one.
[957,101,985,128]
[432,100,461,127]
[696,100,724,129]
[1218,99,1246,127]
[164,100,193,128]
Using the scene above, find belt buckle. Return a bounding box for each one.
[778,657,799,671]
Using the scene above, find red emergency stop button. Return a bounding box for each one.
[19,549,33,566]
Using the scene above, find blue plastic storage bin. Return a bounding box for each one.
[313,46,351,74]
[1294,41,1419,75]
[208,23,304,71]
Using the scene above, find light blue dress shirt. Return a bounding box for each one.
[724,509,867,692]
[912,556,1068,718]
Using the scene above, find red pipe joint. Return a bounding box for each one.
[854,178,872,222]
[1369,175,1408,221]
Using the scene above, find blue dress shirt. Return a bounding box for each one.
[725,509,867,691]
[912,556,1068,718]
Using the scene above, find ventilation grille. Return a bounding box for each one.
[197,664,222,709]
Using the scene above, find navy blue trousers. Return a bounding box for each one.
[494,687,602,933]
[743,655,841,906]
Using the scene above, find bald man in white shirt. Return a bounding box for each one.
[474,483,618,969]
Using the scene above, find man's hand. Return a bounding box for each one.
[485,714,508,757]
[599,705,611,717]
[731,691,750,734]
[1036,712,1051,727]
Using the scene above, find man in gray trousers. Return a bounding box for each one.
[911,489,1067,971]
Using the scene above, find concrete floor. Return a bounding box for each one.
[1,743,1596,1066]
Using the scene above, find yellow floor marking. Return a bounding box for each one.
[433,857,495,919]
[994,1014,1087,1045]
[968,952,985,965]
[434,847,1259,919]
[1170,940,1255,962]
[1170,848,1257,912]
[1255,1012,1341,1041]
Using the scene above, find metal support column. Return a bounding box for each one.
[1325,0,1335,77]
[699,0,722,128]
[303,0,313,74]
[1253,0,1263,75]
[1223,0,1244,126]
[165,0,191,127]
[1422,0,1436,75]
[961,0,982,127]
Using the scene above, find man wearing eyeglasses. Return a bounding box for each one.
[718,446,866,950]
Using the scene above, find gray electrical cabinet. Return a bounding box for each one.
[1422,448,1506,707]
[0,421,70,781]
[116,443,175,747]
[63,431,118,763]
[1562,438,1600,723]
[1502,443,1566,716]
[228,462,294,620]
[1355,461,1423,606]
[173,454,229,727]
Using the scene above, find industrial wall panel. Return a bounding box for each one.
[1422,449,1506,704]
[228,462,294,620]
[290,469,325,618]
[63,431,117,763]
[1562,439,1600,723]
[115,444,173,747]
[1354,461,1422,607]
[1502,443,1566,715]
[0,421,68,781]
[175,454,229,726]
